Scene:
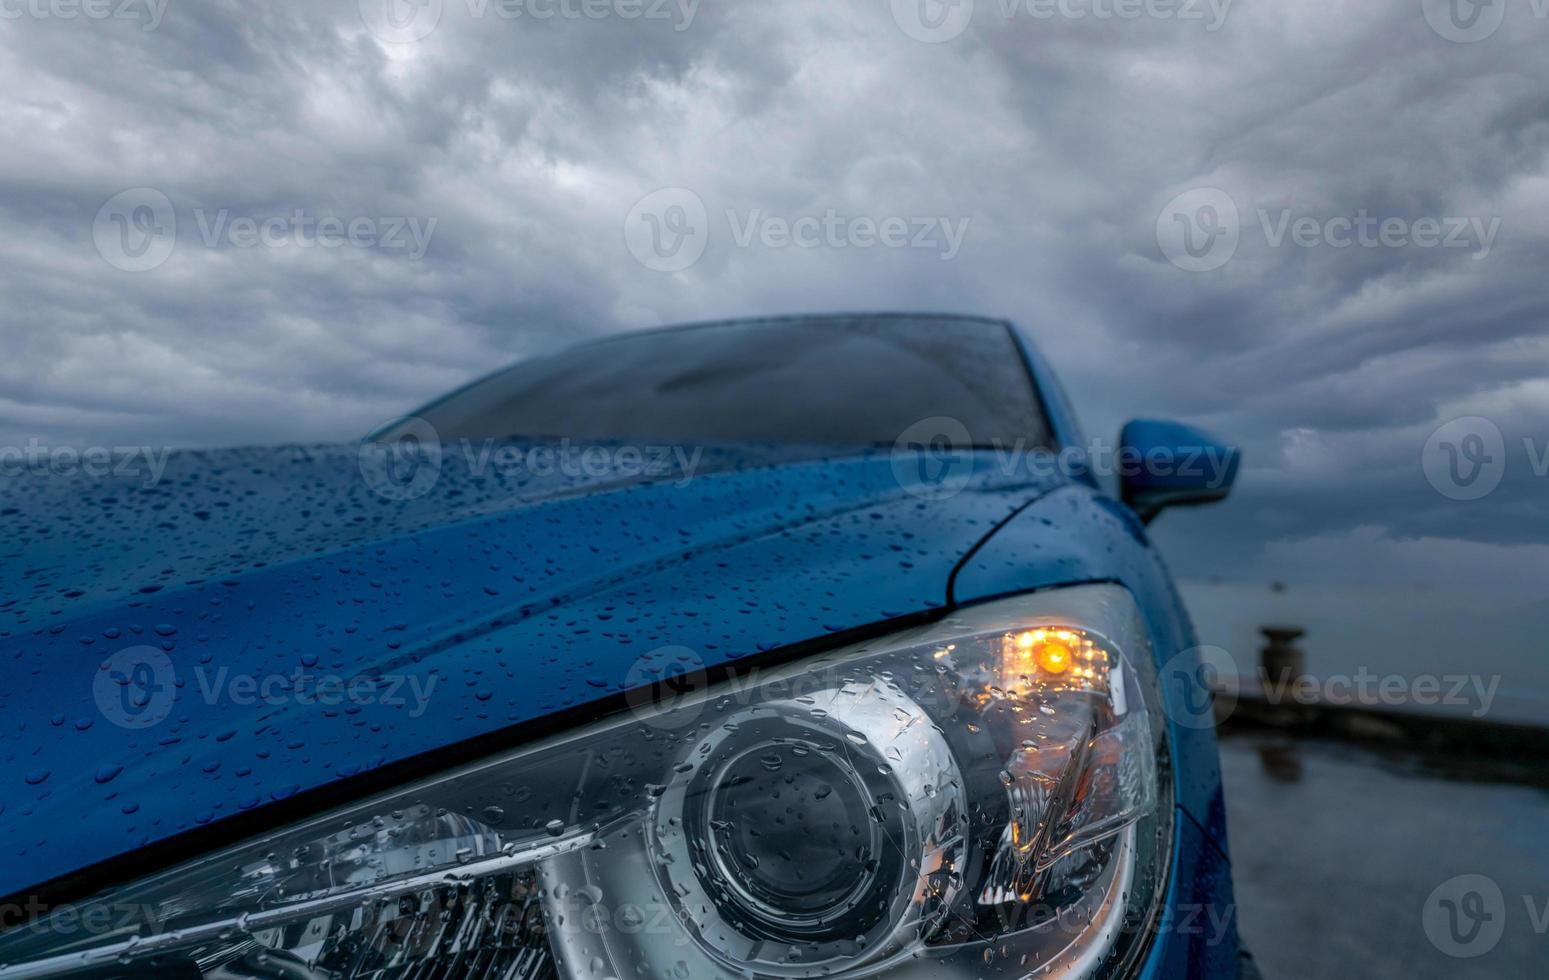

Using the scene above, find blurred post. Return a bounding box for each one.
[1259,626,1307,702]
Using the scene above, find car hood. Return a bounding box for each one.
[0,441,1064,898]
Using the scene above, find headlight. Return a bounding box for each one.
[0,585,1170,980]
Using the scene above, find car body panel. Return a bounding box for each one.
[0,443,1063,899]
[0,315,1239,979]
[1137,809,1239,979]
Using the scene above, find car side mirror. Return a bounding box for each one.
[1118,419,1240,523]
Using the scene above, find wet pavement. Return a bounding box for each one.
[1219,731,1549,978]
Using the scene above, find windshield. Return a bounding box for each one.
[401,315,1053,450]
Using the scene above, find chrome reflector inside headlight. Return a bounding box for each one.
[0,585,1171,980]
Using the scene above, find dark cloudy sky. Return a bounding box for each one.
[1,0,1546,677]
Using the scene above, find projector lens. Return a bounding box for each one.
[700,737,894,939]
[648,679,969,975]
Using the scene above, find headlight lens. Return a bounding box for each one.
[0,585,1170,980]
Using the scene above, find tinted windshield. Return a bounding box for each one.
[408,315,1052,449]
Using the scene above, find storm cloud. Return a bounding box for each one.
[0,0,1546,617]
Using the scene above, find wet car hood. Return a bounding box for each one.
[0,442,1064,898]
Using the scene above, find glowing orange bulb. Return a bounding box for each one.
[1035,641,1072,675]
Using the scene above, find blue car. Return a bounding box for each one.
[0,314,1245,979]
